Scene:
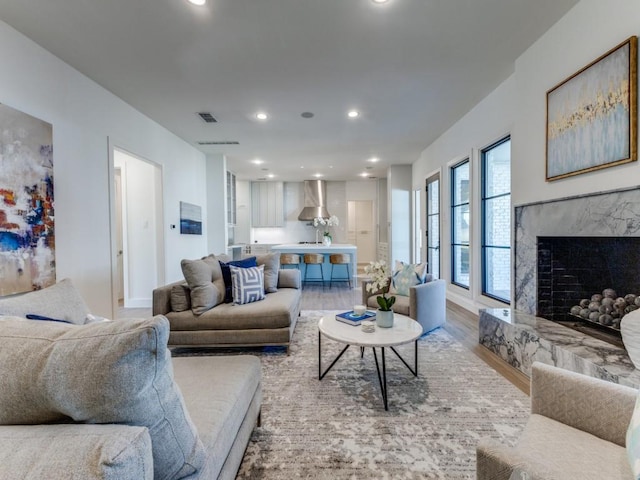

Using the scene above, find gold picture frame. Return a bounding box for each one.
[546,36,637,181]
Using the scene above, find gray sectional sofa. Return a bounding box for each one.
[0,279,262,480]
[153,253,302,352]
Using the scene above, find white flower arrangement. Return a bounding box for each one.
[364,260,395,311]
[313,215,339,239]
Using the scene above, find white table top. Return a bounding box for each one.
[318,313,423,347]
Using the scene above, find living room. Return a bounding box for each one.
[2,0,640,479]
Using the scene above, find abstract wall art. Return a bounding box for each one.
[0,103,55,296]
[546,36,637,181]
[179,201,202,235]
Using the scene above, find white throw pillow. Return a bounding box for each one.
[231,264,265,305]
[389,261,428,296]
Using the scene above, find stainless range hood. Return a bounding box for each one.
[298,180,331,221]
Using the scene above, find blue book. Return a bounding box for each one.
[335,310,376,326]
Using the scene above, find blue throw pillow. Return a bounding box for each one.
[219,257,257,303]
[25,314,74,324]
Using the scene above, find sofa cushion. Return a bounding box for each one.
[0,278,90,325]
[231,264,265,305]
[0,315,206,480]
[389,261,429,296]
[171,356,262,480]
[181,256,225,314]
[253,252,281,293]
[516,413,632,480]
[171,283,192,312]
[0,424,153,480]
[219,256,257,303]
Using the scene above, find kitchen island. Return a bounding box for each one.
[271,243,357,288]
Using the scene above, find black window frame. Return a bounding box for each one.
[451,159,470,290]
[425,173,440,279]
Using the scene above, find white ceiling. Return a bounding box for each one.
[0,0,578,182]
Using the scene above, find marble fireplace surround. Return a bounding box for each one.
[479,186,640,387]
[515,185,640,314]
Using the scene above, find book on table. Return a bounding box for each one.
[335,310,376,326]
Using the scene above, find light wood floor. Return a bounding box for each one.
[120,278,530,395]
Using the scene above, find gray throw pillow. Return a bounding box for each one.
[180,256,224,314]
[0,278,90,325]
[251,252,280,293]
[0,315,206,480]
[171,283,191,312]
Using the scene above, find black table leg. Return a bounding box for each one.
[318,331,350,380]
[372,347,388,411]
[389,340,419,376]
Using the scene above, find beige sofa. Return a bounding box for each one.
[477,362,636,480]
[153,264,302,352]
[0,280,261,480]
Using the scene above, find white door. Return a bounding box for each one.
[348,200,375,267]
[115,169,124,302]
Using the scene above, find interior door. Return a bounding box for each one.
[348,200,375,267]
[115,168,124,302]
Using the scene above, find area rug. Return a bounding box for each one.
[178,311,530,479]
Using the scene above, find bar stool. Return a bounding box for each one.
[280,253,301,270]
[329,254,351,289]
[303,253,325,288]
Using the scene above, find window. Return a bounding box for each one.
[425,174,440,279]
[451,160,470,288]
[481,137,511,303]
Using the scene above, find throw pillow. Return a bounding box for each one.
[170,283,192,312]
[252,252,281,293]
[0,278,90,325]
[181,256,224,314]
[219,257,258,303]
[230,264,265,305]
[0,315,206,480]
[25,313,73,324]
[389,261,428,297]
[627,393,640,479]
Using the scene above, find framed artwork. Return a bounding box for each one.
[546,36,637,181]
[0,103,55,296]
[180,201,202,235]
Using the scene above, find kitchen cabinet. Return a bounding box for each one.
[251,181,284,227]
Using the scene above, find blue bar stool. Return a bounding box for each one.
[329,253,351,289]
[303,253,325,288]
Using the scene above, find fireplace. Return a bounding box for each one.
[536,236,640,346]
[514,186,640,348]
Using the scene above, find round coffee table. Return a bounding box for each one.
[318,313,423,410]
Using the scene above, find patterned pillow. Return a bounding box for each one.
[627,393,640,479]
[219,257,258,303]
[389,261,428,297]
[230,264,265,305]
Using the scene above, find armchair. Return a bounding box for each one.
[362,277,446,334]
[477,362,636,480]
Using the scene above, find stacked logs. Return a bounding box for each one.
[569,289,640,330]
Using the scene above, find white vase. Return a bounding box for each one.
[621,309,640,368]
[323,236,332,246]
[376,309,394,328]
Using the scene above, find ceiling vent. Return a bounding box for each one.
[196,141,240,145]
[197,112,218,123]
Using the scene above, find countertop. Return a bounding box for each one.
[271,243,356,250]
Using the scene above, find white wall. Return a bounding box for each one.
[206,154,226,254]
[0,20,209,317]
[411,0,640,313]
[513,0,640,206]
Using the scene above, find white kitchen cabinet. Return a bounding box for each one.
[226,171,236,225]
[251,181,284,227]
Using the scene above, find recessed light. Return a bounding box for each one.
[187,0,206,5]
[372,0,389,4]
[267,174,275,179]
[347,110,360,119]
[251,159,264,165]
[313,173,323,178]
[368,157,379,163]
[360,172,369,177]
[255,112,269,121]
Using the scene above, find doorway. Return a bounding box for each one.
[111,147,164,313]
[347,200,375,269]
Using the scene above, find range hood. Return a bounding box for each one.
[298,180,331,221]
